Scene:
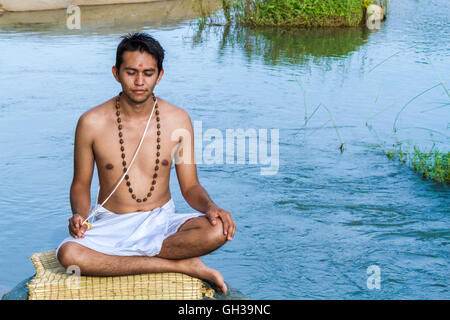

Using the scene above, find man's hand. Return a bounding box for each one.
[68,214,88,239]
[205,205,236,241]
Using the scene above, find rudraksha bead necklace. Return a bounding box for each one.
[115,92,161,203]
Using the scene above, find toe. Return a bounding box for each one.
[221,283,228,295]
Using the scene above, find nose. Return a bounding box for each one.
[135,72,144,86]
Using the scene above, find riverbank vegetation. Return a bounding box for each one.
[197,0,388,28]
[223,0,367,27]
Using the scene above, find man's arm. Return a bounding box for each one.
[68,113,95,238]
[174,112,236,241]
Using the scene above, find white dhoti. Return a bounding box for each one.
[56,199,205,257]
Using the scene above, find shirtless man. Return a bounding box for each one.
[56,33,235,294]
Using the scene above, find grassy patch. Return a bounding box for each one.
[222,0,367,27]
[386,145,449,184]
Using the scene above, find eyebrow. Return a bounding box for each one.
[124,67,156,72]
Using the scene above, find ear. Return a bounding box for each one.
[156,68,164,85]
[112,66,120,83]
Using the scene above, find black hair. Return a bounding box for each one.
[115,32,165,74]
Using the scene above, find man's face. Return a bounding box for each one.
[113,50,164,104]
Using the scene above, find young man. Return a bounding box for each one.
[56,33,235,294]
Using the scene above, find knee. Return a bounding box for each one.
[57,242,84,268]
[207,219,228,247]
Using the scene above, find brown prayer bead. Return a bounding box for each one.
[115,93,161,203]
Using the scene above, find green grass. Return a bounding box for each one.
[366,120,449,185]
[364,53,449,185]
[386,145,449,184]
[222,0,368,27]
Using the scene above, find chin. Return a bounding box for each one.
[127,91,152,104]
[135,96,151,104]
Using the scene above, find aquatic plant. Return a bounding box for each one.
[385,144,449,184]
[307,102,345,152]
[366,114,449,184]
[365,75,449,184]
[295,78,345,153]
[410,147,449,183]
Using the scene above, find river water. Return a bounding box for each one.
[0,0,448,299]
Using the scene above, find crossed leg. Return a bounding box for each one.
[57,216,228,293]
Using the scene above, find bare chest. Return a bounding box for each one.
[93,118,177,184]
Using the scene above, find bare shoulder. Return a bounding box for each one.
[157,97,192,128]
[77,98,115,131]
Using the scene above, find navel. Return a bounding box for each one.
[105,163,114,170]
[161,159,169,166]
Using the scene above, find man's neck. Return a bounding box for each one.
[119,93,154,121]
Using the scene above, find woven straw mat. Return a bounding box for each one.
[27,250,215,300]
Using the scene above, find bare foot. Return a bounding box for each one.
[179,257,227,294]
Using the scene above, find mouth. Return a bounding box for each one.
[132,89,147,95]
